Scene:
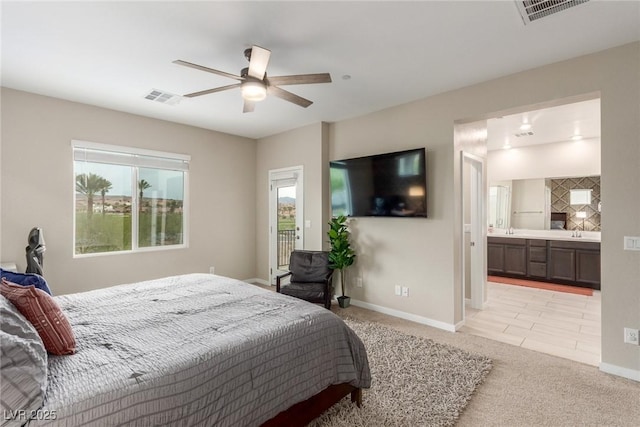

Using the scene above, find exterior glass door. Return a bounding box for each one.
[269,167,303,284]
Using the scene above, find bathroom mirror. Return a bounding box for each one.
[489,176,601,231]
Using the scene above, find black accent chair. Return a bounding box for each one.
[276,251,334,309]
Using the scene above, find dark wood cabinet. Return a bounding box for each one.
[504,244,527,276]
[576,248,601,287]
[548,240,600,289]
[487,237,600,290]
[487,237,526,277]
[487,243,504,273]
[549,247,576,282]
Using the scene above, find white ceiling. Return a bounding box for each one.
[1,1,638,139]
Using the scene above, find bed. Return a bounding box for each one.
[1,273,371,426]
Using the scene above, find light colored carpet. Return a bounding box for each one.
[334,306,640,427]
[249,283,640,425]
[311,317,492,427]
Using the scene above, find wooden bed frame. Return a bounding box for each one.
[261,383,362,426]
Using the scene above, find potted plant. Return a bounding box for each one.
[328,215,356,308]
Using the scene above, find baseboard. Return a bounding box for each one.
[599,362,640,382]
[348,298,457,332]
[454,320,466,331]
[465,298,488,310]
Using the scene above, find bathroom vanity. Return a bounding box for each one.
[487,230,601,290]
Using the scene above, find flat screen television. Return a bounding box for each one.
[330,148,427,218]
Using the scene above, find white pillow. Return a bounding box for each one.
[0,295,48,427]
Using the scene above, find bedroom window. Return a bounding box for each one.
[72,140,189,256]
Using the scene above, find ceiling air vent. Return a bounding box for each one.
[514,131,534,138]
[144,89,182,105]
[515,0,590,25]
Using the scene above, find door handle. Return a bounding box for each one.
[470,241,475,247]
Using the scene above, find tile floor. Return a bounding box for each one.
[461,281,601,366]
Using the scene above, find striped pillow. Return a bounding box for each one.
[0,295,48,426]
[1,278,76,355]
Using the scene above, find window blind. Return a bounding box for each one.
[72,140,190,172]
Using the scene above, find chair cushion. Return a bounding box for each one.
[280,282,327,301]
[289,251,332,283]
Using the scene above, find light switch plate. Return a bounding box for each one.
[623,236,640,251]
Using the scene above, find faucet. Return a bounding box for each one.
[506,227,514,235]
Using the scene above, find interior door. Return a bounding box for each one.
[269,167,304,284]
[462,152,486,311]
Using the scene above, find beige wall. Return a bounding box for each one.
[0,88,257,294]
[255,122,329,283]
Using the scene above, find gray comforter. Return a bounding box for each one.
[33,274,370,426]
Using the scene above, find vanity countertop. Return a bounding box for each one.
[489,229,601,243]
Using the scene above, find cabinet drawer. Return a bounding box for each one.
[488,237,527,245]
[529,246,547,263]
[549,240,600,251]
[529,262,546,277]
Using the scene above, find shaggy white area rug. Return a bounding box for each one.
[311,317,493,427]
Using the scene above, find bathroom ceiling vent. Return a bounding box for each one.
[515,0,590,25]
[514,131,534,138]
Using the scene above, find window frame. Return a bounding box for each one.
[72,140,190,258]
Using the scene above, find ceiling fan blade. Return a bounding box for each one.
[247,46,271,80]
[267,73,332,86]
[173,60,242,81]
[183,83,241,98]
[243,100,256,113]
[268,86,313,108]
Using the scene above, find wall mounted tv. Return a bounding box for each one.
[330,148,427,218]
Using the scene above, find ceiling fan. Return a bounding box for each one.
[173,46,332,113]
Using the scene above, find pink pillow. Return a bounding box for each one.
[1,278,76,355]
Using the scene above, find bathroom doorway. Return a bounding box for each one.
[462,94,603,366]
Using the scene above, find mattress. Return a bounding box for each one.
[31,274,370,426]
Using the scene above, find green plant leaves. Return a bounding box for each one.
[327,215,356,296]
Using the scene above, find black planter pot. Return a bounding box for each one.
[337,296,351,308]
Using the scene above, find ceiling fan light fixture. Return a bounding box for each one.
[241,81,267,102]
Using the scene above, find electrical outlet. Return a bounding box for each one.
[624,328,640,345]
[356,277,363,288]
[394,285,401,296]
[401,286,409,297]
[209,266,215,275]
